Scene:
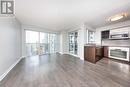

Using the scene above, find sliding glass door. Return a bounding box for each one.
[69,31,78,55]
[39,32,49,55]
[25,30,58,57]
[49,34,56,53]
[26,30,39,56]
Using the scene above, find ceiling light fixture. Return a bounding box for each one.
[108,13,128,22]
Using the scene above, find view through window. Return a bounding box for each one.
[69,31,78,55]
[25,30,58,56]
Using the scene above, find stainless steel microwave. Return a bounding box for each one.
[109,27,130,39]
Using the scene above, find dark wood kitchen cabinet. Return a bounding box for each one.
[84,46,95,63]
[103,46,108,58]
[84,46,103,63]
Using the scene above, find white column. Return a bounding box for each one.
[78,24,86,60]
[60,31,69,54]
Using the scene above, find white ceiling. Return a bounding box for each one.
[15,0,130,31]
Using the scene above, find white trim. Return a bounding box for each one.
[58,52,67,55]
[68,53,79,58]
[0,57,23,82]
[79,57,84,60]
[20,56,26,58]
[57,52,63,54]
[57,52,84,60]
[68,53,84,60]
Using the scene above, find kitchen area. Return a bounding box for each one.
[84,26,130,64]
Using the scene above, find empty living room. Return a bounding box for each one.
[0,0,130,87]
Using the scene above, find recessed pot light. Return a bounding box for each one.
[108,13,128,21]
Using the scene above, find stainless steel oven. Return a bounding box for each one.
[109,47,130,61]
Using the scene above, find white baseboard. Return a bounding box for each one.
[21,56,26,58]
[68,53,80,58]
[58,52,70,55]
[59,53,84,60]
[0,57,23,82]
[57,52,64,54]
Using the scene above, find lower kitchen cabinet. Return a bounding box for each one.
[103,46,109,58]
[84,46,103,63]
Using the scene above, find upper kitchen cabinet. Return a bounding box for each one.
[101,30,110,40]
[101,27,130,40]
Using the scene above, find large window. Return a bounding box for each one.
[25,30,58,56]
[69,31,78,55]
[26,31,39,56]
[39,32,49,55]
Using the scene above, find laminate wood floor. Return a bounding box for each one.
[0,54,130,87]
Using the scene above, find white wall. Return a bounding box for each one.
[0,17,22,78]
[77,26,86,60]
[95,20,130,46]
[85,24,96,44]
[59,31,69,54]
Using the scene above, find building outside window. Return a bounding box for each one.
[69,31,78,55]
[25,30,59,57]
